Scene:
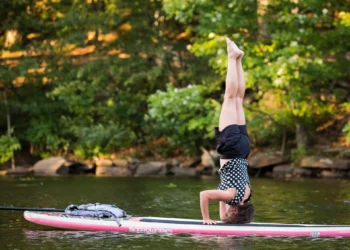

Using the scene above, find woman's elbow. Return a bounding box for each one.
[200,191,208,200]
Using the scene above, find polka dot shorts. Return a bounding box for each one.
[218,158,252,205]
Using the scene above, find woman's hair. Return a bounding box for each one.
[223,203,254,224]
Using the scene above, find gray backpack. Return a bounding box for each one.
[64,203,128,226]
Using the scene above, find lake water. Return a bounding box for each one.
[0,176,349,249]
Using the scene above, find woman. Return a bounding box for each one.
[200,38,254,225]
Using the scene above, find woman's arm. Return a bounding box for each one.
[200,189,235,224]
[219,201,227,221]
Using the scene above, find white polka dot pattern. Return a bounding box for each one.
[218,158,251,205]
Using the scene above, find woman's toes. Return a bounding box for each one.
[226,37,234,54]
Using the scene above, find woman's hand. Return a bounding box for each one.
[203,218,217,225]
[200,189,235,225]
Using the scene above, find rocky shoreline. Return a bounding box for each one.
[1,147,350,179]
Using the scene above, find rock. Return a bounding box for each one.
[321,147,343,153]
[285,173,293,179]
[293,168,313,178]
[212,167,219,176]
[320,170,346,178]
[94,158,113,167]
[6,167,33,176]
[167,167,198,177]
[322,147,350,157]
[127,157,140,164]
[300,156,349,169]
[248,152,289,168]
[96,166,129,177]
[272,164,294,178]
[170,159,180,167]
[340,149,350,158]
[209,150,220,166]
[200,147,219,168]
[33,157,67,176]
[198,165,215,176]
[112,158,128,167]
[81,160,95,169]
[128,163,139,176]
[157,166,168,177]
[263,172,273,178]
[134,161,167,177]
[201,152,212,167]
[0,170,7,176]
[179,157,201,168]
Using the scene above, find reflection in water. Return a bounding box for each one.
[23,230,122,241]
[190,235,252,250]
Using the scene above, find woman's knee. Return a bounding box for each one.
[223,95,237,103]
[235,97,243,106]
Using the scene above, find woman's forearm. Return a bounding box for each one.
[219,201,227,220]
[200,189,234,222]
[200,191,210,220]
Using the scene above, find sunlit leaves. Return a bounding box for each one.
[0,136,21,163]
[148,84,219,154]
[74,123,136,159]
[0,0,349,160]
[165,0,349,146]
[162,0,201,23]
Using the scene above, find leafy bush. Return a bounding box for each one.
[343,123,350,143]
[73,123,136,159]
[0,135,21,163]
[148,84,220,154]
[291,145,307,162]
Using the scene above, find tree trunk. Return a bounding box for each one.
[296,122,308,149]
[257,0,270,41]
[3,90,15,169]
[280,128,287,155]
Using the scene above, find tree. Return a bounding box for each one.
[0,0,348,160]
[0,0,211,158]
[162,0,350,152]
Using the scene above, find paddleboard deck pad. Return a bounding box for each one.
[24,211,350,237]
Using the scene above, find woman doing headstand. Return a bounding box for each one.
[200,38,254,225]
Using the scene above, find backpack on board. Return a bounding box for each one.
[64,203,128,226]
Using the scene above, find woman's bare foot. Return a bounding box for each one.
[234,42,244,60]
[226,37,243,59]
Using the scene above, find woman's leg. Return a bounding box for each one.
[235,48,246,125]
[218,38,243,131]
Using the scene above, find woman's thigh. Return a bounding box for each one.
[219,98,238,131]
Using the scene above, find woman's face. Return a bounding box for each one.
[226,205,238,217]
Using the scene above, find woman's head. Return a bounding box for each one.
[222,203,254,224]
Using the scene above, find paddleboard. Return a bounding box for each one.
[24,211,350,237]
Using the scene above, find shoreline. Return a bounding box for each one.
[1,148,349,179]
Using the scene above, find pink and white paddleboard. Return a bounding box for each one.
[24,211,350,237]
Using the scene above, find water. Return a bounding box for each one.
[0,176,349,249]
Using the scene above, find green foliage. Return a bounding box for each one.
[343,102,350,143]
[0,136,21,163]
[74,123,136,159]
[291,145,308,162]
[0,0,349,159]
[165,0,349,147]
[148,84,220,154]
[343,123,350,143]
[166,183,177,188]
